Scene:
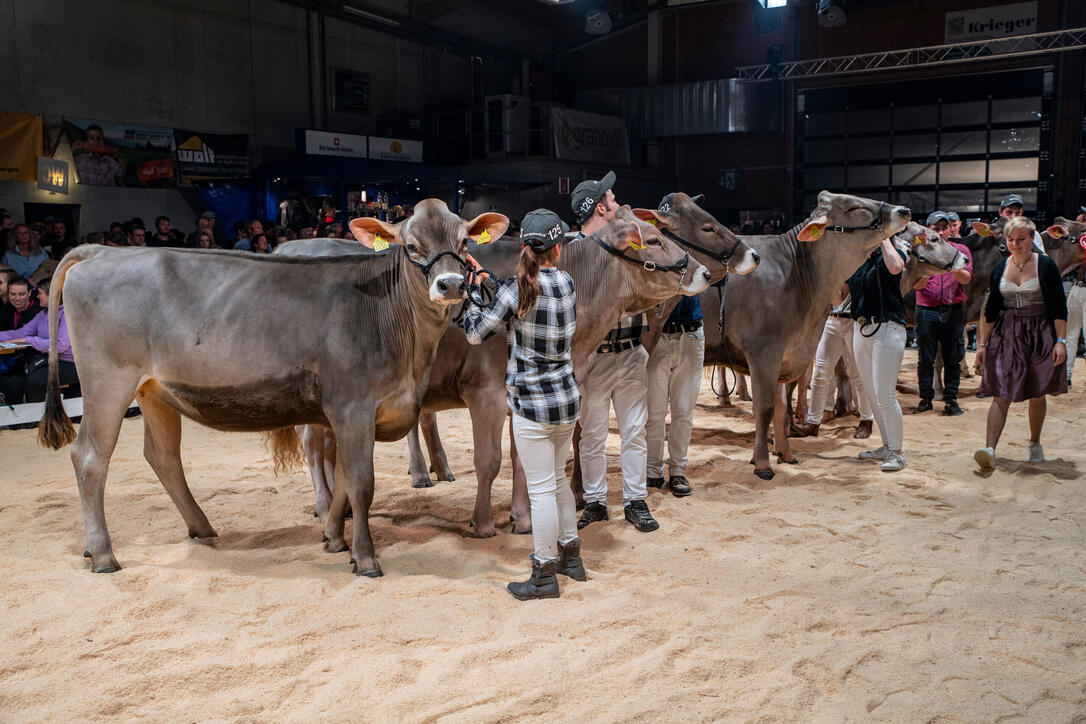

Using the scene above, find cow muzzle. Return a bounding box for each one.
[431,273,466,304]
[732,247,760,275]
[680,261,712,296]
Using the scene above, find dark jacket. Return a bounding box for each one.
[847,246,908,326]
[0,299,44,332]
[984,254,1067,324]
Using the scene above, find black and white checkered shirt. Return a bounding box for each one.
[461,269,581,425]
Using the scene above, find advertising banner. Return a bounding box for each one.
[550,107,630,166]
[37,156,69,194]
[174,129,249,182]
[945,2,1037,43]
[302,129,368,158]
[368,136,423,163]
[0,111,43,181]
[64,117,176,187]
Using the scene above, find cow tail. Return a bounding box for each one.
[38,256,79,450]
[265,427,304,475]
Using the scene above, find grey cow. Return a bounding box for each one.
[38,199,509,578]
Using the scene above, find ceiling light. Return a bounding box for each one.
[342,5,400,27]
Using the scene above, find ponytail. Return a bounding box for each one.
[516,246,541,319]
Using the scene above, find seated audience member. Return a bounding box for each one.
[45,219,76,259]
[204,211,231,247]
[126,224,147,246]
[273,230,291,248]
[2,224,52,282]
[0,277,77,403]
[186,215,214,248]
[0,276,45,404]
[0,211,12,230]
[105,231,130,247]
[298,220,317,238]
[86,231,106,246]
[232,221,250,250]
[194,230,215,249]
[250,233,271,254]
[109,221,125,237]
[0,267,12,305]
[149,215,185,247]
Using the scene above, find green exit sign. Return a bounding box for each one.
[718,169,744,191]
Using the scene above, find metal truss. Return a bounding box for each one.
[737,27,1086,82]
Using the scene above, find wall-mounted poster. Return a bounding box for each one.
[174,129,250,182]
[0,111,43,181]
[332,68,370,114]
[63,117,176,187]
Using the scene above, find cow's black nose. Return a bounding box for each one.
[896,207,911,218]
[438,278,463,296]
[751,251,761,263]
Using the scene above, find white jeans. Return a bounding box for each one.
[511,414,578,563]
[852,321,906,452]
[1066,285,1086,381]
[646,328,705,478]
[806,317,873,425]
[579,344,649,506]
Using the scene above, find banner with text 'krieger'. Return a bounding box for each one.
[174,129,250,183]
[550,107,630,166]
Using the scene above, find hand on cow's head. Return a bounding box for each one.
[350,217,401,249]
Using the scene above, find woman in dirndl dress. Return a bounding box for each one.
[974,216,1068,470]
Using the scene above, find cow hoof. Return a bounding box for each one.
[351,559,383,577]
[508,516,532,535]
[324,538,349,554]
[776,454,799,465]
[411,478,435,489]
[440,472,456,482]
[189,526,218,539]
[754,468,775,481]
[471,522,497,538]
[93,561,122,574]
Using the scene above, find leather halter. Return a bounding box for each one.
[660,227,743,265]
[826,202,886,234]
[590,234,690,274]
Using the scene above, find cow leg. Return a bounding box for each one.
[321,428,337,516]
[773,384,799,464]
[299,424,333,522]
[73,375,143,573]
[406,421,433,488]
[420,412,455,483]
[328,412,380,576]
[715,365,733,406]
[464,390,504,538]
[507,413,531,534]
[736,373,751,402]
[933,347,945,400]
[138,389,216,539]
[748,363,779,479]
[569,422,585,508]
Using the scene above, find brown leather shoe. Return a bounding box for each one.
[792,422,820,438]
[853,420,873,439]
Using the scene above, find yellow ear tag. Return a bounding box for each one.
[373,233,389,251]
[647,219,658,226]
[913,234,923,246]
[628,236,646,250]
[809,226,823,240]
[478,229,492,244]
[1050,228,1062,238]
[978,226,991,237]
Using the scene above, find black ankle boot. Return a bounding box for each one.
[507,554,560,600]
[556,538,586,581]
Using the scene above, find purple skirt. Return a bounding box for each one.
[979,304,1067,402]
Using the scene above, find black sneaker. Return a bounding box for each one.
[667,475,693,497]
[623,500,659,532]
[646,476,665,489]
[913,399,934,414]
[943,400,964,416]
[576,502,608,530]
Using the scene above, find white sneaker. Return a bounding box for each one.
[859,445,891,461]
[881,451,906,472]
[1027,441,1044,463]
[974,447,995,471]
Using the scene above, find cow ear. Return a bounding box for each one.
[611,223,646,251]
[971,221,992,237]
[350,217,400,249]
[465,212,509,245]
[632,208,669,228]
[1046,224,1070,239]
[797,215,828,242]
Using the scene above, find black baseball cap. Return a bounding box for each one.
[520,209,569,252]
[571,171,616,223]
[658,192,705,212]
[1000,193,1024,209]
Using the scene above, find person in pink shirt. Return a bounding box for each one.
[912,211,973,416]
[0,277,77,403]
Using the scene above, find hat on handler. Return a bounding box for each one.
[945,211,960,222]
[926,211,949,226]
[658,192,705,212]
[571,171,616,223]
[520,209,569,253]
[200,210,217,220]
[1000,193,1024,209]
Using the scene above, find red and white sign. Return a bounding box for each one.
[1077,232,1086,251]
[303,130,367,159]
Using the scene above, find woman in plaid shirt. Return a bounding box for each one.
[462,209,584,600]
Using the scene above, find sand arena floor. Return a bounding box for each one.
[1,351,1084,722]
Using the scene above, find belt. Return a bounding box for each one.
[856,315,896,326]
[662,320,703,334]
[597,339,642,354]
[918,303,961,311]
[830,312,851,319]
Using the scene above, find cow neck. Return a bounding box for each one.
[384,248,455,377]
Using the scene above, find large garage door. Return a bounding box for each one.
[795,68,1052,223]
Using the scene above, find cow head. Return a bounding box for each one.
[350,199,509,305]
[1041,216,1086,275]
[632,193,759,283]
[797,191,910,243]
[894,221,967,274]
[592,205,712,297]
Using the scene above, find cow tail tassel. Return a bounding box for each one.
[266,427,305,475]
[38,260,76,450]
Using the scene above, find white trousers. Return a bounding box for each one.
[579,344,649,506]
[852,321,906,452]
[1066,285,1086,381]
[511,414,577,563]
[646,328,705,478]
[806,316,874,425]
